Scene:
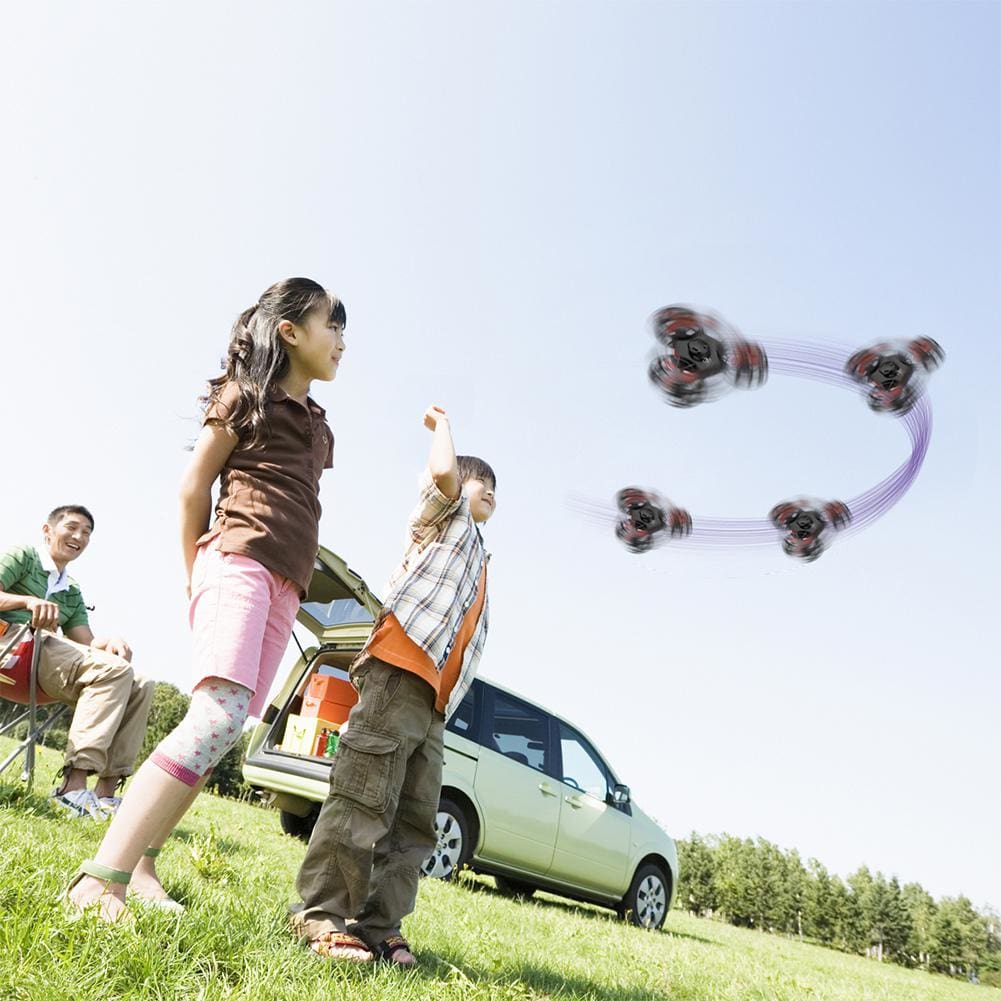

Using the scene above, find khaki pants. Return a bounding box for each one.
[293,656,445,948]
[36,632,155,780]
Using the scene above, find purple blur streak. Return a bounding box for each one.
[670,339,933,551]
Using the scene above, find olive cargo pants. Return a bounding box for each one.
[292,656,445,947]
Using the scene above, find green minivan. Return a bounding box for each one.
[243,547,678,930]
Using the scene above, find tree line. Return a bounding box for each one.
[676,832,1000,986]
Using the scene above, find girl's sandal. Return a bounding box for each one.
[129,847,185,914]
[308,931,374,963]
[64,860,133,924]
[375,935,417,967]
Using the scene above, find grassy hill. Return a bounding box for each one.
[0,739,991,1001]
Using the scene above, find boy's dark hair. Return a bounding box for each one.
[203,277,347,449]
[457,456,495,490]
[47,505,95,531]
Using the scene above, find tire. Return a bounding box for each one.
[618,862,669,930]
[420,796,472,880]
[494,875,536,900]
[279,805,319,841]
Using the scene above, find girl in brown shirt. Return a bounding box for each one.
[67,277,346,920]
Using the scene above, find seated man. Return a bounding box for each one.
[0,505,154,820]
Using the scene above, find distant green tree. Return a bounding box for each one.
[865,872,894,961]
[882,876,913,963]
[931,897,989,979]
[831,876,860,953]
[753,838,789,932]
[804,859,837,945]
[715,835,757,927]
[901,882,936,968]
[846,866,875,954]
[677,832,718,917]
[932,898,968,975]
[782,848,808,939]
[847,869,911,962]
[836,869,866,954]
[979,908,1001,988]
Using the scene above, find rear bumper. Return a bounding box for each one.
[243,757,330,803]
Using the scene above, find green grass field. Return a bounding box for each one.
[0,739,991,1001]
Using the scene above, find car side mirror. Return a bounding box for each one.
[611,784,630,805]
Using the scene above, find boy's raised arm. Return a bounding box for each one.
[423,405,460,501]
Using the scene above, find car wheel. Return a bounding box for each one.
[619,862,669,930]
[279,805,319,841]
[421,796,471,880]
[494,875,536,900]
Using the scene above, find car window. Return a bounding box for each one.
[299,596,374,627]
[558,722,610,801]
[445,681,477,738]
[487,690,549,772]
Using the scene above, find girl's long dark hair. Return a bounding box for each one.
[203,277,346,448]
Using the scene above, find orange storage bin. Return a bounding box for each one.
[307,673,355,704]
[301,693,354,725]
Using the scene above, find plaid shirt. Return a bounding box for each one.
[381,468,490,720]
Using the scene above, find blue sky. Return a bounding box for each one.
[3,2,998,908]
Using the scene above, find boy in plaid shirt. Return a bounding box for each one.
[291,406,496,966]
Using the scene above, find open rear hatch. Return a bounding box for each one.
[297,545,382,640]
[246,546,383,777]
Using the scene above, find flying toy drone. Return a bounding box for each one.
[768,499,852,563]
[615,487,692,554]
[844,337,944,415]
[648,306,768,408]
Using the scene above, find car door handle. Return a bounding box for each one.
[564,795,583,808]
[538,782,558,797]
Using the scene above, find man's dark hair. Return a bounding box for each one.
[47,505,95,531]
[456,456,495,490]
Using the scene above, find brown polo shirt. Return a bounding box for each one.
[196,381,334,597]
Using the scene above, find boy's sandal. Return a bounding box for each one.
[375,935,417,967]
[64,860,133,923]
[307,931,374,963]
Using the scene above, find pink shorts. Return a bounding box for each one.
[188,538,300,718]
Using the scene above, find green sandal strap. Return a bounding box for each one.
[78,859,132,885]
[143,847,161,858]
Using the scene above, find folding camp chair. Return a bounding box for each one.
[0,622,68,789]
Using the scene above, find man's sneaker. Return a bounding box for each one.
[53,789,111,821]
[98,796,123,816]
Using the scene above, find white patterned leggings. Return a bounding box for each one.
[149,678,252,786]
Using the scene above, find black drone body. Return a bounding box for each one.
[845,337,944,415]
[768,499,852,563]
[615,487,692,554]
[648,306,768,408]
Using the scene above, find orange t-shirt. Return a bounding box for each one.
[367,564,486,713]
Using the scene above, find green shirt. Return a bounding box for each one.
[0,545,90,632]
